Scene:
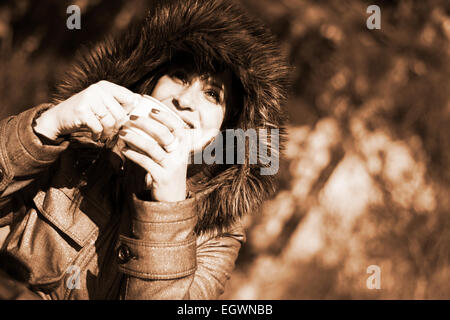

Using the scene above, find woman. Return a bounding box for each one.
[0,0,288,299]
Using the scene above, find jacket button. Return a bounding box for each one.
[117,244,132,264]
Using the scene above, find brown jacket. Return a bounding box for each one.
[0,104,245,299]
[0,0,289,299]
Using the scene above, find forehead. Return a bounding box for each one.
[167,63,232,89]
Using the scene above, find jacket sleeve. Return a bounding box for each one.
[0,105,69,236]
[0,104,69,202]
[116,194,245,299]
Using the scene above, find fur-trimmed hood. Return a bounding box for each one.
[53,0,289,234]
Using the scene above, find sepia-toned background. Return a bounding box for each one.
[0,0,448,299]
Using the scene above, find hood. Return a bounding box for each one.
[52,0,290,234]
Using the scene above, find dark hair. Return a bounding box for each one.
[129,51,243,130]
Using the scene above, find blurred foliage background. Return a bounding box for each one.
[0,0,449,299]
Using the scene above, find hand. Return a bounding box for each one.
[34,80,140,142]
[119,108,191,202]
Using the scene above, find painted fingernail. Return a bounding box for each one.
[129,115,139,121]
[150,108,160,114]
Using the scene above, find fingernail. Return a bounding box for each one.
[129,115,139,121]
[119,130,127,137]
[150,108,160,115]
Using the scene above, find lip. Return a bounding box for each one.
[178,115,195,129]
[164,107,194,129]
[165,105,196,129]
[164,108,194,129]
[141,95,193,129]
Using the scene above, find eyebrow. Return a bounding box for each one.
[200,75,224,91]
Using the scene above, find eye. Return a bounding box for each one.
[205,89,221,104]
[170,70,188,84]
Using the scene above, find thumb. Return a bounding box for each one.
[144,173,153,190]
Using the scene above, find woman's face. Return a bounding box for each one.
[150,66,232,134]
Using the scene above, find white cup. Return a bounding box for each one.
[124,95,188,153]
[122,95,218,155]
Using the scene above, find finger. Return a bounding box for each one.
[97,80,141,112]
[121,147,162,180]
[145,173,153,189]
[119,129,167,165]
[126,115,175,147]
[81,113,103,141]
[90,101,116,139]
[163,136,180,153]
[96,85,128,128]
[149,108,188,134]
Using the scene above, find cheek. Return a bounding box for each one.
[217,108,226,126]
[200,105,225,130]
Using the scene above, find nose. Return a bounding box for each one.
[172,81,201,111]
